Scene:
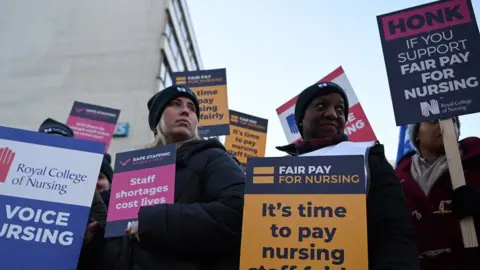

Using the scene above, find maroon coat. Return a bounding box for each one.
[396,137,480,270]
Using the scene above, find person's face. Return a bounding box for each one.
[417,118,458,154]
[96,172,110,192]
[301,93,346,140]
[163,96,198,141]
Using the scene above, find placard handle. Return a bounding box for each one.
[439,118,478,248]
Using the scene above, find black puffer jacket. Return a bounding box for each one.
[277,140,420,270]
[103,139,245,270]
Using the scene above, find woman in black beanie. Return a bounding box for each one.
[98,153,113,208]
[276,82,419,270]
[104,85,245,270]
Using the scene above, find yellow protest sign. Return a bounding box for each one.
[224,110,268,165]
[172,68,230,137]
[240,155,368,270]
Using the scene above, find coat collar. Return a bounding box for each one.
[276,134,349,156]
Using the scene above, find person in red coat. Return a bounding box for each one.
[396,116,480,270]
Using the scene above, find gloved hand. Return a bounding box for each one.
[452,185,480,219]
[126,221,140,242]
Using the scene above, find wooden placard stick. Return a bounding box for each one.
[439,118,478,248]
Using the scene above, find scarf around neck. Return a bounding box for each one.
[410,153,449,196]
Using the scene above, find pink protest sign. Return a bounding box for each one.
[104,144,176,238]
[66,101,120,151]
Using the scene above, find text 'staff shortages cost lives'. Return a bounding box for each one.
[224,110,268,166]
[0,126,105,270]
[105,144,176,237]
[240,155,368,270]
[171,68,230,137]
[377,0,480,126]
[67,101,121,152]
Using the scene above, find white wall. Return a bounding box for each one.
[0,0,168,158]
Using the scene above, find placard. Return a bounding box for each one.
[0,126,105,269]
[377,0,480,125]
[172,68,230,137]
[225,110,268,166]
[67,101,121,151]
[105,144,176,237]
[240,155,368,270]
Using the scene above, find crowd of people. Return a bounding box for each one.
[36,82,479,270]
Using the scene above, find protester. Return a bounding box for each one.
[396,117,480,270]
[103,85,245,270]
[276,82,419,269]
[98,153,113,208]
[38,118,108,269]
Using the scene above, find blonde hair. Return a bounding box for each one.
[148,116,201,149]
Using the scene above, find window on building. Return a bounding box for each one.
[165,22,172,38]
[158,52,172,89]
[190,57,197,71]
[173,0,183,21]
[179,23,188,41]
[169,33,179,58]
[165,72,172,87]
[177,55,185,71]
[165,16,188,71]
[170,0,200,71]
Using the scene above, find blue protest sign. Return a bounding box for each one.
[0,126,105,270]
[377,0,480,126]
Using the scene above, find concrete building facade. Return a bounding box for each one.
[0,0,202,157]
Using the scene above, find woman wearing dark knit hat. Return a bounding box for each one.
[276,82,419,269]
[396,117,480,270]
[38,118,75,137]
[105,85,245,270]
[97,153,113,193]
[98,153,113,210]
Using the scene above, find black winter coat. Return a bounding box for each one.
[277,141,420,270]
[103,139,245,270]
[77,191,108,270]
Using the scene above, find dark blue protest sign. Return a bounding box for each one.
[377,0,480,126]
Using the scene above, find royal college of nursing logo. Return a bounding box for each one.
[420,99,440,117]
[0,147,16,183]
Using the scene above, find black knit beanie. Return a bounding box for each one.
[38,118,75,137]
[100,153,113,183]
[147,85,200,133]
[294,82,349,136]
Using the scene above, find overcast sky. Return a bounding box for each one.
[188,0,480,161]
